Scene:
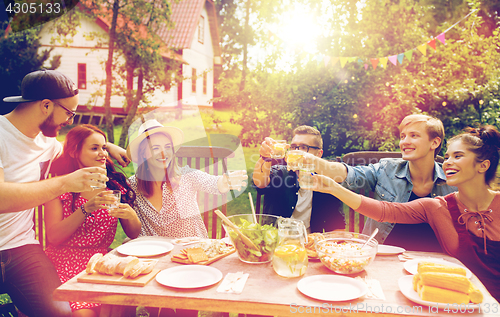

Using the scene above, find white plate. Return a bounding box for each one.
[297,275,368,301]
[404,259,472,278]
[116,240,174,257]
[377,245,406,255]
[398,276,480,309]
[156,265,223,289]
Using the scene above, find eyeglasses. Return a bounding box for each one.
[52,101,76,121]
[290,144,321,152]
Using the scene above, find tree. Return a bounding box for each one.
[76,0,180,146]
[0,23,60,115]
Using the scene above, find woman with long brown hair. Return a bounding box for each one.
[309,125,500,301]
[44,124,141,317]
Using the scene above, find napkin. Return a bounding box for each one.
[355,277,386,300]
[216,272,249,294]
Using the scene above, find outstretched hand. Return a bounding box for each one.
[300,173,339,195]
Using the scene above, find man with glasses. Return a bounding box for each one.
[0,69,129,317]
[253,126,345,233]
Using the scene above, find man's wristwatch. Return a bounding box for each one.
[260,155,273,162]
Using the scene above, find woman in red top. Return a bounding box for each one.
[44,125,141,317]
[309,125,500,301]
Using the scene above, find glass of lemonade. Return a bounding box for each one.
[299,163,315,189]
[286,150,304,171]
[271,140,287,159]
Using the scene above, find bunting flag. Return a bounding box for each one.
[427,38,436,50]
[404,50,413,62]
[397,53,404,64]
[324,56,331,67]
[388,55,398,66]
[437,33,446,45]
[340,57,348,68]
[299,9,475,73]
[379,57,389,68]
[417,44,427,56]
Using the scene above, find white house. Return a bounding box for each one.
[38,0,222,124]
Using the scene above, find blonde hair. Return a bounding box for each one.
[292,125,323,149]
[399,114,444,157]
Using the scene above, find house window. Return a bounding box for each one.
[198,16,204,44]
[77,63,87,89]
[203,72,207,94]
[192,68,197,93]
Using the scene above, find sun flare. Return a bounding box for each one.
[278,10,321,53]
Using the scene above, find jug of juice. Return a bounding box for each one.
[272,218,308,277]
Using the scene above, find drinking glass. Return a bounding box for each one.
[105,190,121,210]
[227,170,247,191]
[286,150,304,171]
[299,163,315,189]
[91,169,107,189]
[271,140,287,159]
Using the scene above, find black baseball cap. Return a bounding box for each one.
[3,69,79,103]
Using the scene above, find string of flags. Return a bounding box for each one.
[270,9,477,71]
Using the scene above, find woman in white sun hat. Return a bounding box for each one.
[127,119,247,238]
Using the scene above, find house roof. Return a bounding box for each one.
[80,0,221,63]
[157,0,221,59]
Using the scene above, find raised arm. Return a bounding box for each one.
[0,167,107,214]
[106,142,130,167]
[306,155,348,183]
[252,137,277,188]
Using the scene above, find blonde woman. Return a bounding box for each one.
[127,119,247,238]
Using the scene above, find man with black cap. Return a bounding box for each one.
[0,69,128,317]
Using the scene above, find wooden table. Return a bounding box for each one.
[53,237,499,316]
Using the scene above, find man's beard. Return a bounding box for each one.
[39,112,64,137]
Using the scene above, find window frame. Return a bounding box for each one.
[77,63,87,90]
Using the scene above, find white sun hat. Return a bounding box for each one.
[126,119,184,164]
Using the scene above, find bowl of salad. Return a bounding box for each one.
[314,231,377,274]
[223,214,279,264]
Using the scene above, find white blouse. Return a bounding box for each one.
[129,166,222,238]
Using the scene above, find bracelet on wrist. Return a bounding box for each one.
[80,204,94,218]
[260,155,273,162]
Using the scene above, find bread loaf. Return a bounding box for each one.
[115,256,140,275]
[86,253,103,274]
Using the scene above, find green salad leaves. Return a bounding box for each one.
[228,218,278,262]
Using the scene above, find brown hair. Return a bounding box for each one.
[135,131,182,197]
[51,124,136,206]
[292,125,323,149]
[448,125,500,186]
[399,114,444,157]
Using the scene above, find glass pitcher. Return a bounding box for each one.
[272,218,308,277]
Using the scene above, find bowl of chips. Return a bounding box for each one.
[223,214,279,264]
[314,231,377,274]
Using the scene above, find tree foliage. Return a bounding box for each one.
[215,0,500,158]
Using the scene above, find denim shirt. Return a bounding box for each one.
[341,158,457,244]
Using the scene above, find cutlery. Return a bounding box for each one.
[361,228,378,249]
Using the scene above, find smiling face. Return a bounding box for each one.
[141,133,174,171]
[399,122,440,161]
[77,132,108,169]
[443,140,485,187]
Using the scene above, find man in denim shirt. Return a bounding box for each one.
[305,115,456,251]
[252,126,345,233]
